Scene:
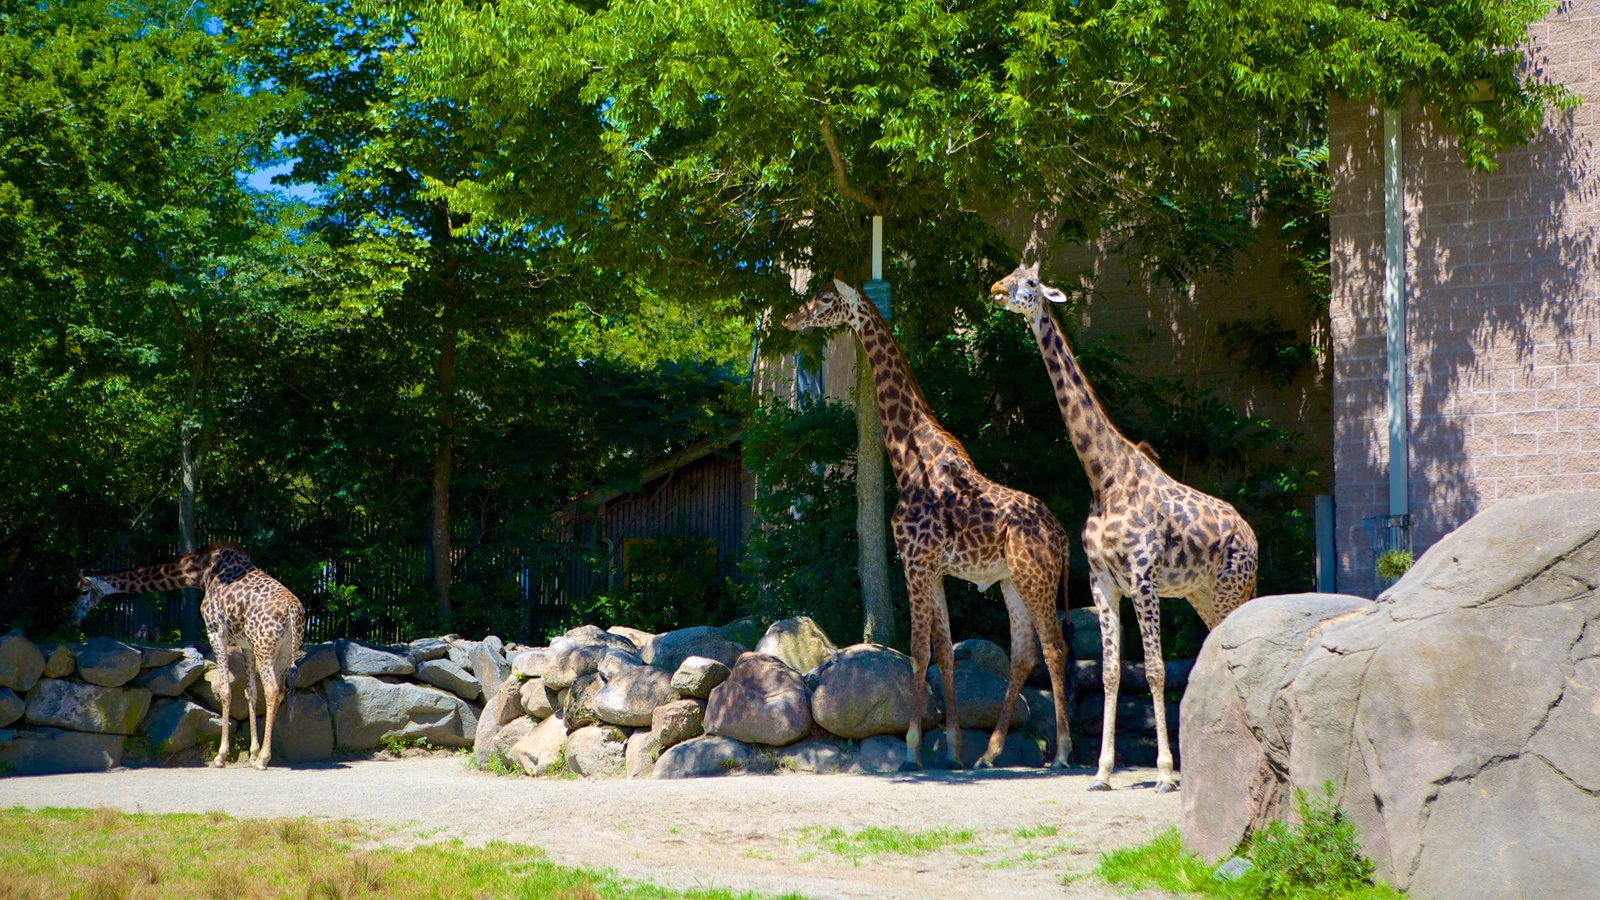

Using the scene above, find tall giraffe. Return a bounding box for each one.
[75,543,306,770]
[990,262,1258,792]
[785,278,1074,770]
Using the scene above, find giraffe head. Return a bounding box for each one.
[72,574,117,625]
[783,278,867,332]
[988,262,1068,323]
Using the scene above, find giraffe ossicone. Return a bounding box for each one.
[990,261,1260,792]
[785,276,1077,772]
[75,543,306,771]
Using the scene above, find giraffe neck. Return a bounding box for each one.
[851,303,974,492]
[89,557,210,594]
[1029,308,1138,494]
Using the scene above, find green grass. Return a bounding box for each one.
[795,825,975,862]
[1097,824,1405,899]
[0,806,804,900]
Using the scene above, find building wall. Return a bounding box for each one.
[1329,3,1600,595]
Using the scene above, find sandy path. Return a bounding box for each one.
[0,756,1181,898]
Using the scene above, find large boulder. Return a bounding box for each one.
[952,638,1010,681]
[415,659,482,701]
[562,672,606,730]
[565,724,628,777]
[0,630,45,692]
[0,686,24,728]
[1181,491,1600,899]
[472,680,525,768]
[270,692,335,763]
[520,678,557,720]
[408,637,451,664]
[145,699,224,755]
[807,644,937,740]
[25,678,151,735]
[645,625,746,673]
[510,648,551,679]
[189,656,262,720]
[625,730,661,779]
[608,626,656,659]
[137,646,185,668]
[325,675,478,750]
[134,647,206,697]
[0,727,123,774]
[542,644,602,690]
[597,647,646,679]
[593,666,676,727]
[466,641,511,699]
[849,735,909,773]
[704,653,811,747]
[39,643,75,679]
[670,656,731,699]
[561,624,639,654]
[505,712,567,776]
[651,698,706,749]
[922,728,1042,769]
[753,616,837,675]
[337,640,415,677]
[934,666,1030,730]
[774,737,848,774]
[490,716,538,769]
[1068,608,1102,659]
[652,734,756,779]
[292,643,340,688]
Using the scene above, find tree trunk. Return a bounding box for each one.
[177,338,209,642]
[431,306,458,624]
[855,342,894,646]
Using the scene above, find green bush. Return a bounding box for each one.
[1375,549,1413,582]
[1244,783,1379,898]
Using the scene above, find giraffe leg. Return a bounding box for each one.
[243,649,262,764]
[929,580,962,769]
[1034,571,1075,770]
[1091,571,1122,790]
[899,572,936,773]
[977,578,1035,769]
[254,647,284,771]
[1131,581,1176,792]
[208,631,233,768]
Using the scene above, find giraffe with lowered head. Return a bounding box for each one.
[785,277,1075,771]
[75,543,306,770]
[990,262,1258,792]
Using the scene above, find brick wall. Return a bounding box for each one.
[1329,2,1600,595]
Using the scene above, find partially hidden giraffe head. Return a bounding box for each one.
[72,575,117,625]
[988,261,1068,322]
[783,278,865,332]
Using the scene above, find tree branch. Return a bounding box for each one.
[819,110,887,215]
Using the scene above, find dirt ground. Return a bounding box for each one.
[0,755,1182,898]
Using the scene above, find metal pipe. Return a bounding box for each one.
[871,215,884,280]
[1383,107,1410,518]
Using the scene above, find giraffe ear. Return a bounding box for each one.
[1042,285,1068,304]
[1026,261,1041,277]
[832,278,859,300]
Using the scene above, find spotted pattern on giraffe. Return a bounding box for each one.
[990,261,1259,792]
[75,543,306,770]
[784,278,1075,772]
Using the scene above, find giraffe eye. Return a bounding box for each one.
[1026,279,1038,287]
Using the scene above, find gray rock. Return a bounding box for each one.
[270,691,335,763]
[774,737,848,774]
[25,678,151,734]
[705,653,811,747]
[563,672,606,730]
[506,712,567,776]
[626,730,661,779]
[754,616,838,675]
[543,644,602,690]
[408,637,451,663]
[0,630,44,692]
[645,625,747,672]
[75,637,143,688]
[1019,685,1062,759]
[137,646,185,668]
[415,659,482,701]
[145,699,223,755]
[670,656,731,699]
[808,644,938,740]
[652,734,755,779]
[39,643,75,679]
[467,641,511,699]
[953,638,1010,681]
[1181,491,1600,900]
[1076,693,1178,739]
[491,716,538,770]
[593,666,676,727]
[510,648,550,679]
[934,666,1030,730]
[325,675,478,750]
[483,635,505,656]
[520,678,557,719]
[491,678,524,725]
[651,698,706,749]
[135,648,206,697]
[0,727,123,774]
[922,728,1042,769]
[1068,607,1102,660]
[0,686,23,728]
[337,640,415,677]
[565,724,627,777]
[608,626,656,659]
[597,647,645,679]
[562,624,639,654]
[849,735,909,773]
[189,656,262,720]
[292,643,340,688]
[472,681,523,768]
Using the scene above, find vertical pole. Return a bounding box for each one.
[871,215,884,280]
[1383,107,1409,519]
[1315,494,1336,592]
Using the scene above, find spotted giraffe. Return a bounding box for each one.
[785,278,1075,771]
[990,261,1259,792]
[75,543,306,770]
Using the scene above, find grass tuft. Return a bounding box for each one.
[797,825,975,862]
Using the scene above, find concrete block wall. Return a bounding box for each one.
[1329,1,1600,595]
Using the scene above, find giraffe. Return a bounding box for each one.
[990,261,1259,792]
[784,278,1075,771]
[74,543,306,770]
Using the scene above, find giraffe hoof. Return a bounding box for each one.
[1047,759,1071,772]
[898,760,923,773]
[1088,780,1113,792]
[1155,780,1178,794]
[973,756,996,770]
[210,756,227,769]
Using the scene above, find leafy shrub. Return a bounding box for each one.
[1375,549,1413,582]
[1244,782,1378,898]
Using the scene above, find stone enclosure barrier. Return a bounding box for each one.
[1,606,1189,778]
